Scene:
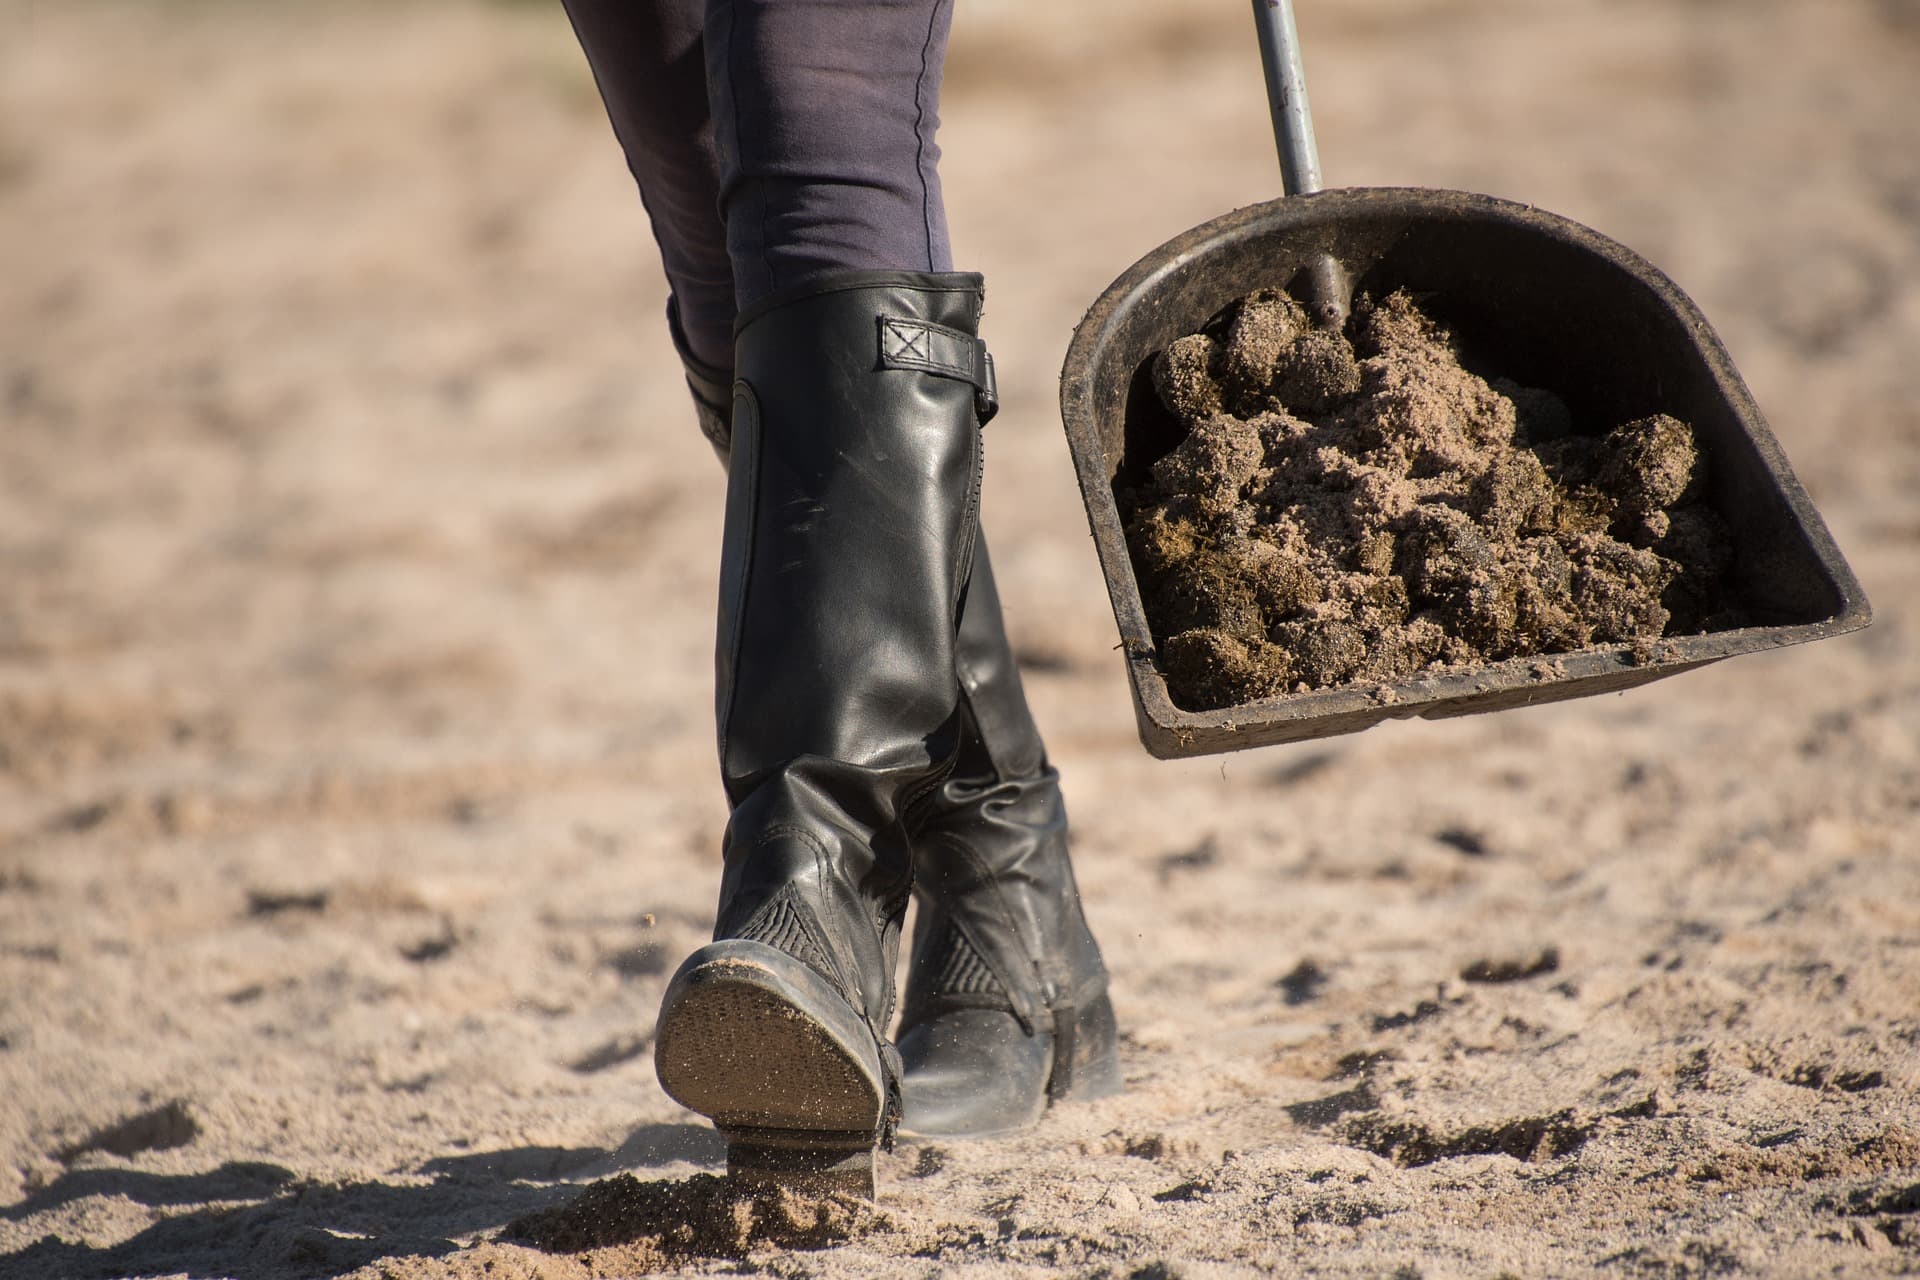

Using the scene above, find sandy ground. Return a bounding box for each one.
[2,1,1917,1276]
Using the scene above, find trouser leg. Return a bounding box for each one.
[559,0,734,370]
[561,0,959,365]
[706,0,956,309]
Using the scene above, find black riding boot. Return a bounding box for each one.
[665,291,1121,1142]
[893,546,1121,1136]
[652,270,993,1195]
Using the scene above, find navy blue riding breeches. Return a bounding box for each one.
[560,0,958,370]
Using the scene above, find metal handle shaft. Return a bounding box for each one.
[1250,0,1347,325]
[1251,0,1322,196]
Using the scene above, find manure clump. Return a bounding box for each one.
[1122,288,1742,711]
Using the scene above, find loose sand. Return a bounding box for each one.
[2,1,1916,1277]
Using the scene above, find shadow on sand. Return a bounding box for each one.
[0,1123,726,1280]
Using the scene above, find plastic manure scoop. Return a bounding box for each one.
[1057,0,1871,759]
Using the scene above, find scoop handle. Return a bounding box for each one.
[1251,0,1348,325]
[1252,0,1323,195]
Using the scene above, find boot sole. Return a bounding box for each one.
[655,940,886,1196]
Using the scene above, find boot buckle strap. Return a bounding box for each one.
[877,316,999,425]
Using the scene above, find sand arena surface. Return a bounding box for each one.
[2,1,1917,1276]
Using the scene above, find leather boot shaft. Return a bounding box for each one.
[711,269,991,1038]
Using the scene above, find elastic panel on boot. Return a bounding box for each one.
[919,917,1007,998]
[736,890,844,999]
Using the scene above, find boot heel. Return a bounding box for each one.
[1050,991,1123,1103]
[724,1131,878,1199]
